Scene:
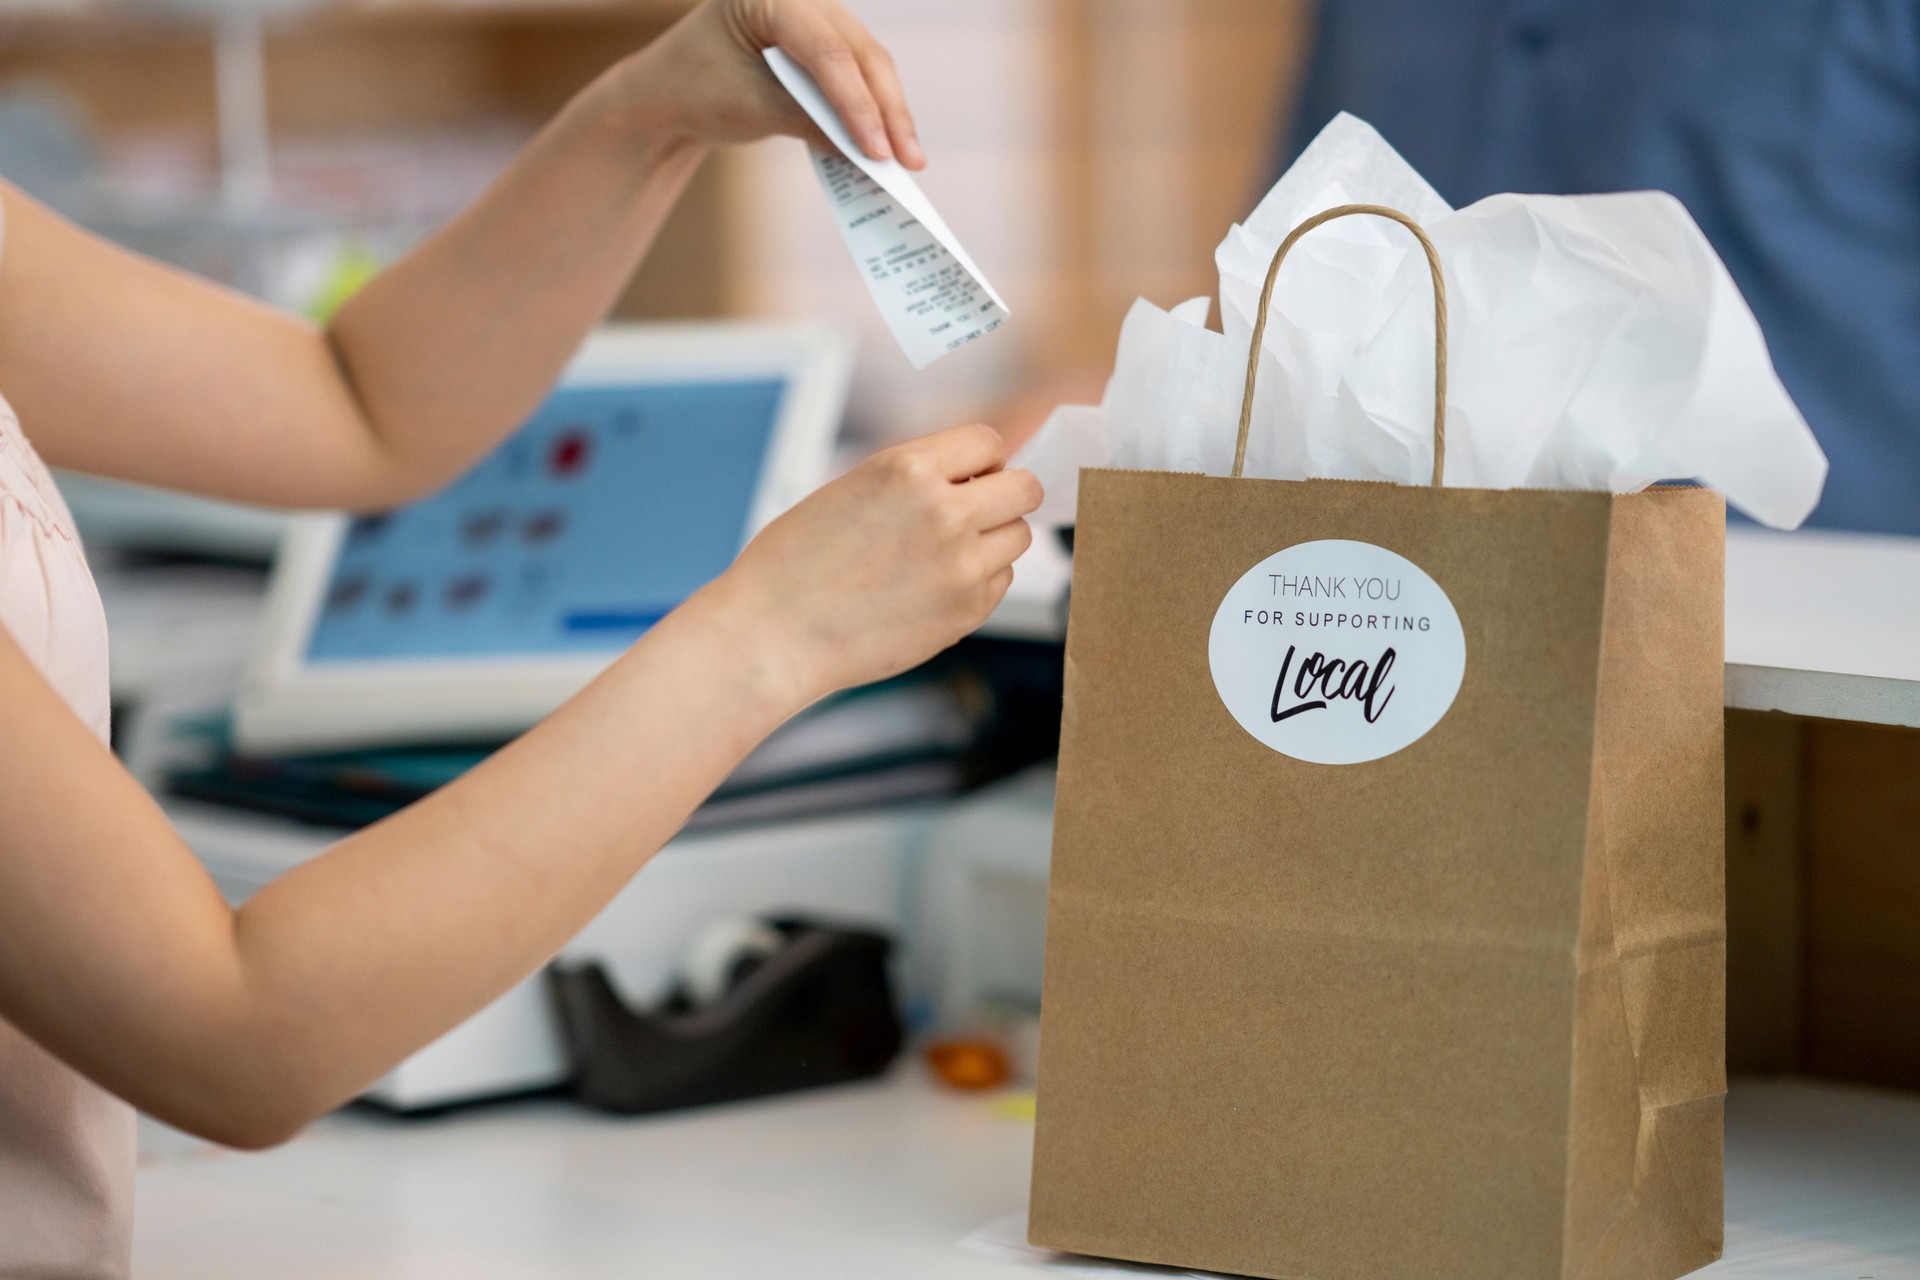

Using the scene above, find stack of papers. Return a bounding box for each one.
[164,672,990,831]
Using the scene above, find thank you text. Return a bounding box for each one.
[1207,540,1465,765]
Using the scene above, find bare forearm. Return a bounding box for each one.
[0,584,794,1148]
[213,584,795,1140]
[0,0,925,510]
[0,99,704,511]
[325,84,709,504]
[0,1,1001,1148]
[0,421,1035,1149]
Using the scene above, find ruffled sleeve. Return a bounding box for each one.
[0,399,112,743]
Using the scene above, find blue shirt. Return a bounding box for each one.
[1286,0,1920,534]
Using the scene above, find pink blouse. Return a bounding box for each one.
[0,311,134,1269]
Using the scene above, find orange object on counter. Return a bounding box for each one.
[924,1038,1010,1091]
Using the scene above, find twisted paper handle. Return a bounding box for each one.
[1231,203,1448,487]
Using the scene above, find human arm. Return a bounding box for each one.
[0,0,921,511]
[0,424,1037,1149]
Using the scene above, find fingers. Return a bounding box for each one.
[820,2,923,168]
[896,422,1007,482]
[976,517,1035,573]
[769,2,893,161]
[960,466,1044,531]
[982,565,1016,612]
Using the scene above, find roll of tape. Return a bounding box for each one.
[680,917,785,1008]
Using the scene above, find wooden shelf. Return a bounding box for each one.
[0,0,695,23]
[0,2,695,133]
[0,0,729,319]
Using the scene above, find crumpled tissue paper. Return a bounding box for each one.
[1018,112,1828,530]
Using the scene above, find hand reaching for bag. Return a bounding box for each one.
[596,0,925,168]
[700,425,1041,707]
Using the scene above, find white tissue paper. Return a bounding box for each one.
[1016,112,1828,529]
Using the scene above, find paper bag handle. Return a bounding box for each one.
[1231,203,1449,486]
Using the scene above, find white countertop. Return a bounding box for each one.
[135,1070,1036,1280]
[994,525,1920,727]
[132,1070,1920,1279]
[94,523,1920,731]
[1724,526,1920,728]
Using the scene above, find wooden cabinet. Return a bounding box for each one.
[1726,710,1920,1090]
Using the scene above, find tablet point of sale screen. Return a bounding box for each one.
[306,378,788,662]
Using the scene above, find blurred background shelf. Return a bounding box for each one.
[0,0,1314,442]
[3,0,1315,595]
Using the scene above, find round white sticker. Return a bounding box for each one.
[1207,539,1465,765]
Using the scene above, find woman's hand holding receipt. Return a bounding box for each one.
[712,424,1039,702]
[599,0,925,167]
[0,0,1037,1168]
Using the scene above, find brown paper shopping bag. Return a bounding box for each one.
[1030,205,1726,1280]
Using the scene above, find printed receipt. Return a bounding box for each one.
[764,48,1009,368]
